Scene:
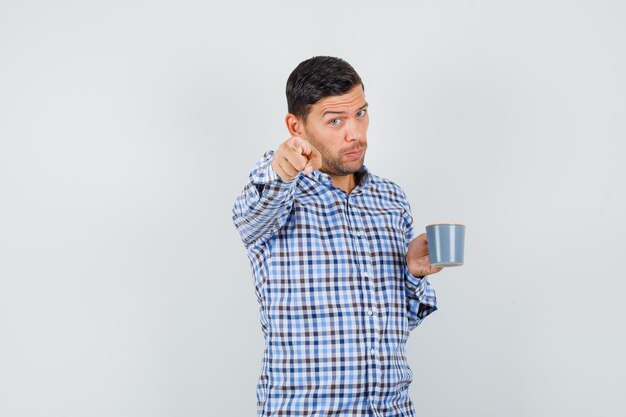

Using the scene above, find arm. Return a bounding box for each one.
[404,259,438,331]
[400,195,440,330]
[232,136,322,249]
[232,150,299,248]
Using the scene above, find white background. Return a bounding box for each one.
[1,1,625,416]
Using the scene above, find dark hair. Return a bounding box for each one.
[286,56,364,121]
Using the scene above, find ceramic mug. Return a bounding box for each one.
[425,223,466,267]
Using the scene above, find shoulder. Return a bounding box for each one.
[366,172,410,203]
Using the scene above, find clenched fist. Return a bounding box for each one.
[271,136,323,181]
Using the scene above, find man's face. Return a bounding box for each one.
[301,85,369,177]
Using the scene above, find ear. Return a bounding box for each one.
[285,113,305,137]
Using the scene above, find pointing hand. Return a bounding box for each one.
[272,136,323,181]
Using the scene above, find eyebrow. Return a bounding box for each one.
[322,102,369,118]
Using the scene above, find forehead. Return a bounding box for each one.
[312,85,366,115]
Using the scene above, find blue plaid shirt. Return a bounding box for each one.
[232,150,437,416]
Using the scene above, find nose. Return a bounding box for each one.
[344,118,364,142]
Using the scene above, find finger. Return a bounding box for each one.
[304,146,323,172]
[289,136,302,154]
[289,136,302,155]
[299,138,312,156]
[289,136,311,156]
[408,235,429,258]
[284,149,308,172]
[277,157,298,178]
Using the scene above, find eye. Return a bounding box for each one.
[356,109,367,117]
[329,118,341,126]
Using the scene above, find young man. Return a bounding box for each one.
[232,56,442,417]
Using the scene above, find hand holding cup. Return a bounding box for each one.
[406,223,466,278]
[406,233,444,278]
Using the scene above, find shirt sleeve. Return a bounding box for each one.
[404,264,438,331]
[232,150,300,249]
[399,189,438,331]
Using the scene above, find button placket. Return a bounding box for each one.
[346,196,382,407]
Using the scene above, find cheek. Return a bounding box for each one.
[308,137,331,158]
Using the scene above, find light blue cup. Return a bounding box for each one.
[425,223,465,267]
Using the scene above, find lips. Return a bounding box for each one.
[345,148,365,158]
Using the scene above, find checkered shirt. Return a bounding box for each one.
[232,150,437,416]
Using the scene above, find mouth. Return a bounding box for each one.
[344,148,365,159]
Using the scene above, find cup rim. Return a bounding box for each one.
[426,222,465,227]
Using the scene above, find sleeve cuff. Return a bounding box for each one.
[405,265,437,307]
[405,264,427,299]
[266,151,280,182]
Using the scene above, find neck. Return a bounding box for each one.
[329,173,357,194]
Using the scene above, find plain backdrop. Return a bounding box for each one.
[1,1,625,416]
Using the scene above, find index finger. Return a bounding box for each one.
[290,136,312,156]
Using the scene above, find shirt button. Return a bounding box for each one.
[370,348,376,356]
[367,309,373,316]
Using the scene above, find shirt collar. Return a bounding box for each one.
[310,164,371,190]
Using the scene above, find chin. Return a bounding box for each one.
[340,164,364,175]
